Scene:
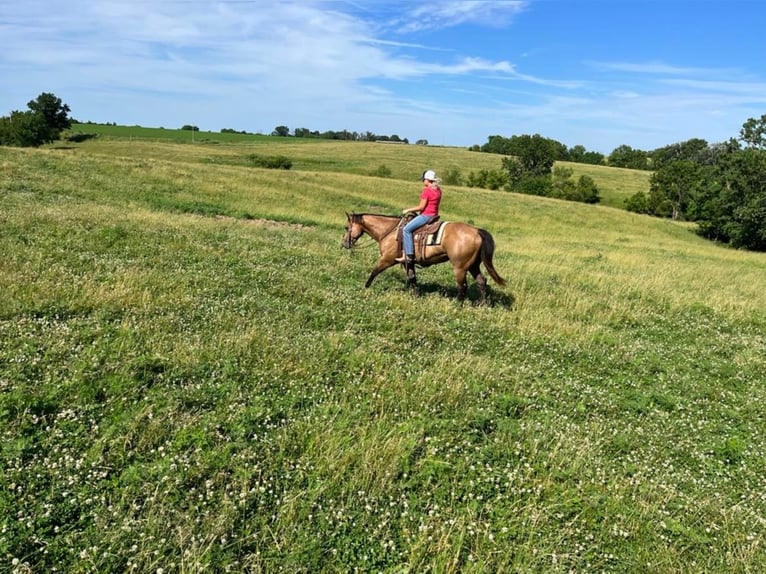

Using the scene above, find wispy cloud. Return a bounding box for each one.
[393,0,528,32]
[588,60,710,76]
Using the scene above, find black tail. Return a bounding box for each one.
[478,229,506,286]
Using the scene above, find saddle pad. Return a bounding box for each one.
[423,221,449,246]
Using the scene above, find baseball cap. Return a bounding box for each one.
[421,169,437,181]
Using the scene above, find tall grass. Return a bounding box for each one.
[1,140,765,573]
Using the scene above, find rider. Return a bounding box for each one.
[395,169,442,264]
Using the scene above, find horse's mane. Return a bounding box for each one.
[349,212,400,222]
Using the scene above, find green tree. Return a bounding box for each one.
[576,175,600,204]
[550,167,600,203]
[696,148,766,250]
[0,110,49,146]
[625,191,649,214]
[608,144,650,170]
[271,125,290,137]
[505,134,557,177]
[0,92,71,147]
[481,135,512,155]
[739,114,766,149]
[651,138,709,169]
[648,160,706,219]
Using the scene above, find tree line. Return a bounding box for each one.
[470,119,766,251]
[270,125,413,144]
[624,116,766,251]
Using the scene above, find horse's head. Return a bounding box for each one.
[342,212,365,249]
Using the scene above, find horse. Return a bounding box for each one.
[341,212,506,302]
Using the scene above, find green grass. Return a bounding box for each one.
[1,139,765,572]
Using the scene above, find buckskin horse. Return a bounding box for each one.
[341,212,506,302]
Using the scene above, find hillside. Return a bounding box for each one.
[1,138,765,572]
[67,123,651,209]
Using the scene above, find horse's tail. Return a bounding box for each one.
[478,229,506,286]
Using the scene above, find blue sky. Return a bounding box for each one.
[1,0,765,153]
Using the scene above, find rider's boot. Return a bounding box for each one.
[395,252,414,264]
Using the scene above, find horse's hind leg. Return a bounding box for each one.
[453,266,468,301]
[469,260,488,304]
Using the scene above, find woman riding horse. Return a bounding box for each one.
[395,169,442,267]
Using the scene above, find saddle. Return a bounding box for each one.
[397,216,448,263]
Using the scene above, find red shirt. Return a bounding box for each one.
[420,185,441,217]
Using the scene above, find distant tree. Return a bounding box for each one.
[181,125,199,131]
[551,165,577,199]
[695,148,766,250]
[415,139,428,145]
[651,138,709,169]
[625,191,650,214]
[576,175,601,204]
[0,92,71,147]
[442,167,463,185]
[567,144,588,162]
[515,175,554,196]
[271,125,290,137]
[739,114,766,149]
[696,139,741,165]
[26,92,71,134]
[480,133,565,164]
[648,160,706,219]
[466,168,508,190]
[502,134,557,177]
[551,166,600,203]
[608,144,650,170]
[563,144,605,165]
[0,110,49,146]
[481,135,511,155]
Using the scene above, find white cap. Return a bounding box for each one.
[421,169,437,181]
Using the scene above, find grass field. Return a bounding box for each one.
[1,135,765,572]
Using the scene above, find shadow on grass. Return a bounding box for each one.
[410,280,516,309]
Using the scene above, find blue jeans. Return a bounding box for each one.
[402,214,433,255]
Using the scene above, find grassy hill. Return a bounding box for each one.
[67,123,651,209]
[1,136,764,572]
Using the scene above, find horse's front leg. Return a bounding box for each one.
[365,259,396,288]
